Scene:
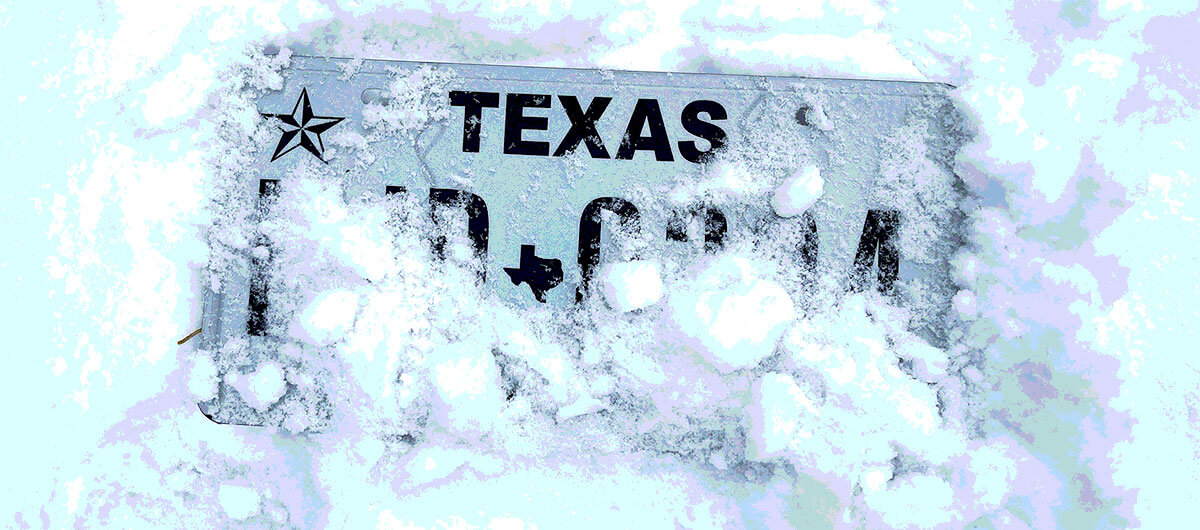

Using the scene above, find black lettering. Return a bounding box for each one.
[798,211,819,274]
[429,188,490,281]
[749,210,820,278]
[247,179,279,336]
[449,91,500,153]
[553,95,612,158]
[504,93,551,156]
[678,100,727,163]
[615,99,674,161]
[666,205,727,252]
[849,210,900,294]
[576,197,641,301]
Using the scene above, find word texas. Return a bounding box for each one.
[449,91,727,163]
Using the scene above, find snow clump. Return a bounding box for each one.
[663,254,796,373]
[288,288,361,346]
[771,165,825,217]
[227,361,288,412]
[217,484,261,521]
[599,259,664,312]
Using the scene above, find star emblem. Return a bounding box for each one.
[261,88,344,163]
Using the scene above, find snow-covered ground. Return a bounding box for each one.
[3,0,1198,528]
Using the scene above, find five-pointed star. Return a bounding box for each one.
[261,88,344,163]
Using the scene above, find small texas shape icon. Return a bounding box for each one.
[503,245,563,303]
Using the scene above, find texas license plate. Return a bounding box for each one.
[197,55,964,427]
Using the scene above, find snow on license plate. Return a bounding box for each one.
[197,55,965,427]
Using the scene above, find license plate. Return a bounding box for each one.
[197,55,964,427]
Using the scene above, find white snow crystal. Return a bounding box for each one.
[228,361,287,412]
[218,484,261,521]
[746,372,819,460]
[892,332,949,382]
[861,467,892,493]
[953,442,1016,509]
[599,260,664,312]
[428,342,505,435]
[681,160,777,201]
[952,289,979,319]
[289,288,360,345]
[771,166,825,218]
[664,255,796,373]
[556,395,607,422]
[187,354,219,401]
[397,445,502,489]
[805,103,834,131]
[864,475,953,529]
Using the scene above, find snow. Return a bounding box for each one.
[218,483,262,521]
[770,165,825,218]
[745,372,819,459]
[7,0,1200,528]
[228,361,288,412]
[397,445,476,488]
[598,259,664,312]
[427,342,505,435]
[289,288,360,345]
[555,395,607,422]
[663,255,796,374]
[863,475,954,529]
[187,353,219,401]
